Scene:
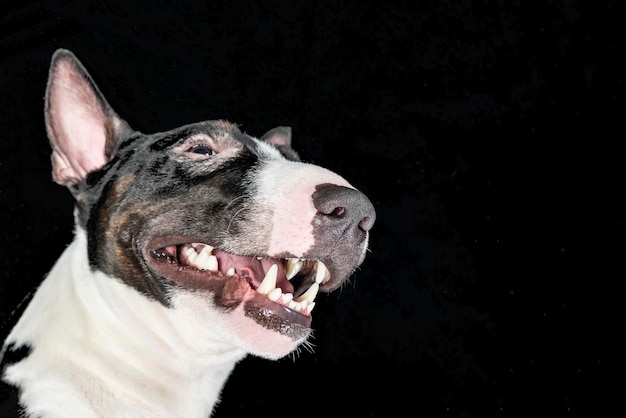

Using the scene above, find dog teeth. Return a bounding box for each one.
[184,243,218,272]
[295,282,319,304]
[206,256,219,272]
[196,251,218,272]
[254,261,323,316]
[305,302,316,314]
[268,287,282,302]
[284,258,303,280]
[178,244,326,316]
[314,260,328,284]
[182,246,198,262]
[256,264,278,295]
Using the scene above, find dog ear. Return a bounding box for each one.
[260,126,300,160]
[260,126,291,147]
[44,49,130,187]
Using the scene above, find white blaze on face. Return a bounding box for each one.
[253,141,354,257]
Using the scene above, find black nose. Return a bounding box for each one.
[312,184,376,237]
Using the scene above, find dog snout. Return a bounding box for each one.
[313,184,376,239]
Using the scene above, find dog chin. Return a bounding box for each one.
[170,290,311,359]
[234,298,313,359]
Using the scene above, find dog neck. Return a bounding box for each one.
[4,228,247,417]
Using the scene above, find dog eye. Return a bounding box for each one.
[187,144,216,156]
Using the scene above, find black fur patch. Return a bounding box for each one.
[0,344,32,368]
[0,343,31,417]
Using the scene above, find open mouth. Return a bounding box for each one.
[149,242,329,316]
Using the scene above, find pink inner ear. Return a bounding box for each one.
[49,126,108,186]
[260,126,292,148]
[46,58,112,186]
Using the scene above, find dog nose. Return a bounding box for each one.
[313,184,376,237]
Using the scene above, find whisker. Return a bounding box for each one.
[225,207,247,234]
[223,195,246,212]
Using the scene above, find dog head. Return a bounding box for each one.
[44,49,375,359]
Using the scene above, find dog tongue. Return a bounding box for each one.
[212,249,293,292]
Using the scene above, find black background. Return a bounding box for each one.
[0,1,623,417]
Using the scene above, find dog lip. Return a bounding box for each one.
[244,295,312,331]
[142,237,324,318]
[141,243,314,335]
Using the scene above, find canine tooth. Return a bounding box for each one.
[295,282,319,304]
[226,267,235,276]
[284,258,303,280]
[268,288,282,302]
[314,261,327,284]
[256,264,278,295]
[305,302,316,314]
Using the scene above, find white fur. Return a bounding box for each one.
[3,228,247,418]
[254,159,354,256]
